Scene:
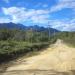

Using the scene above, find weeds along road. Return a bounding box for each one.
[0,39,75,75]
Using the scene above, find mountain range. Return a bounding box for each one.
[0,22,59,33]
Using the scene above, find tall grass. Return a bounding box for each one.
[0,41,49,63]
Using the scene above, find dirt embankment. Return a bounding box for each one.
[0,39,75,75]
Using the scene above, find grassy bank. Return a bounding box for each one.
[56,32,75,47]
[0,41,49,63]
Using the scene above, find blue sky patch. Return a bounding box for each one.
[0,0,75,31]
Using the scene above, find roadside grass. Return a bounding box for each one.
[0,41,49,63]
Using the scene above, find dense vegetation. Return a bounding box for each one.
[56,32,75,47]
[0,28,75,63]
[0,29,52,63]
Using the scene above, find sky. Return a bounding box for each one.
[0,0,75,31]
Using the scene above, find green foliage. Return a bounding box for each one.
[0,29,51,63]
[0,29,50,42]
[1,28,75,63]
[0,41,49,63]
[56,32,75,47]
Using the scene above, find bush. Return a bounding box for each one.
[0,41,49,63]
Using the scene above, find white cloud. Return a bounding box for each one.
[0,18,11,23]
[2,7,50,24]
[2,5,75,31]
[50,0,75,13]
[31,15,49,24]
[2,7,26,15]
[48,18,75,31]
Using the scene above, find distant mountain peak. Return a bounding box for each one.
[0,23,59,33]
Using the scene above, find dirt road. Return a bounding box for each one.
[1,39,75,75]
